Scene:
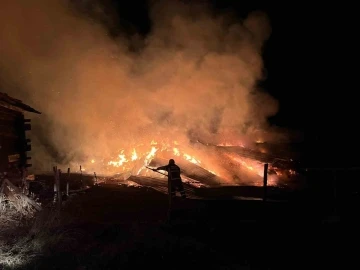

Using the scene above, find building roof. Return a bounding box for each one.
[0,92,41,114]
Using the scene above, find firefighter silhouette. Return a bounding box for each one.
[156,159,186,198]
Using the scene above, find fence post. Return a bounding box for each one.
[66,168,70,196]
[263,163,268,202]
[80,165,83,187]
[53,166,57,203]
[57,169,62,207]
[94,172,97,185]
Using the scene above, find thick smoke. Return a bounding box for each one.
[0,0,280,174]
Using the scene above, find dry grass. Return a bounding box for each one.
[0,190,80,269]
[0,173,354,270]
[0,210,34,269]
[1,186,248,270]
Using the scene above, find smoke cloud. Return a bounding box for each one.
[0,0,281,175]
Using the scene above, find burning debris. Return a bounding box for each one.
[118,180,142,188]
[181,176,208,189]
[81,139,302,189]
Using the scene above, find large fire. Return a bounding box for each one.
[107,140,203,174]
[81,139,297,187]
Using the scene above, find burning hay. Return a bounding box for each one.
[0,179,41,217]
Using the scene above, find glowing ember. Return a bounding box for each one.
[145,146,158,166]
[183,153,201,165]
[173,148,180,156]
[108,150,128,167]
[131,149,138,161]
[208,170,217,175]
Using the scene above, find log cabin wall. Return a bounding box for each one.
[0,93,38,183]
[0,106,27,179]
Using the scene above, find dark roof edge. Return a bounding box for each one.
[0,93,41,114]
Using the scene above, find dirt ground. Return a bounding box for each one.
[1,182,359,270]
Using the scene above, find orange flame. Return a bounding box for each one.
[106,140,212,176]
[96,139,293,187]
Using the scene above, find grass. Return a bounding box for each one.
[1,186,248,270]
[0,193,86,269]
[0,210,35,268]
[1,182,358,270]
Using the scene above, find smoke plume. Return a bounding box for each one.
[0,0,280,174]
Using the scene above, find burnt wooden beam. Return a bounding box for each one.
[0,98,41,114]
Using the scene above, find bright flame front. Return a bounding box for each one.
[83,139,296,187]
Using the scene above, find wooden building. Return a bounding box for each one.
[0,93,40,181]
